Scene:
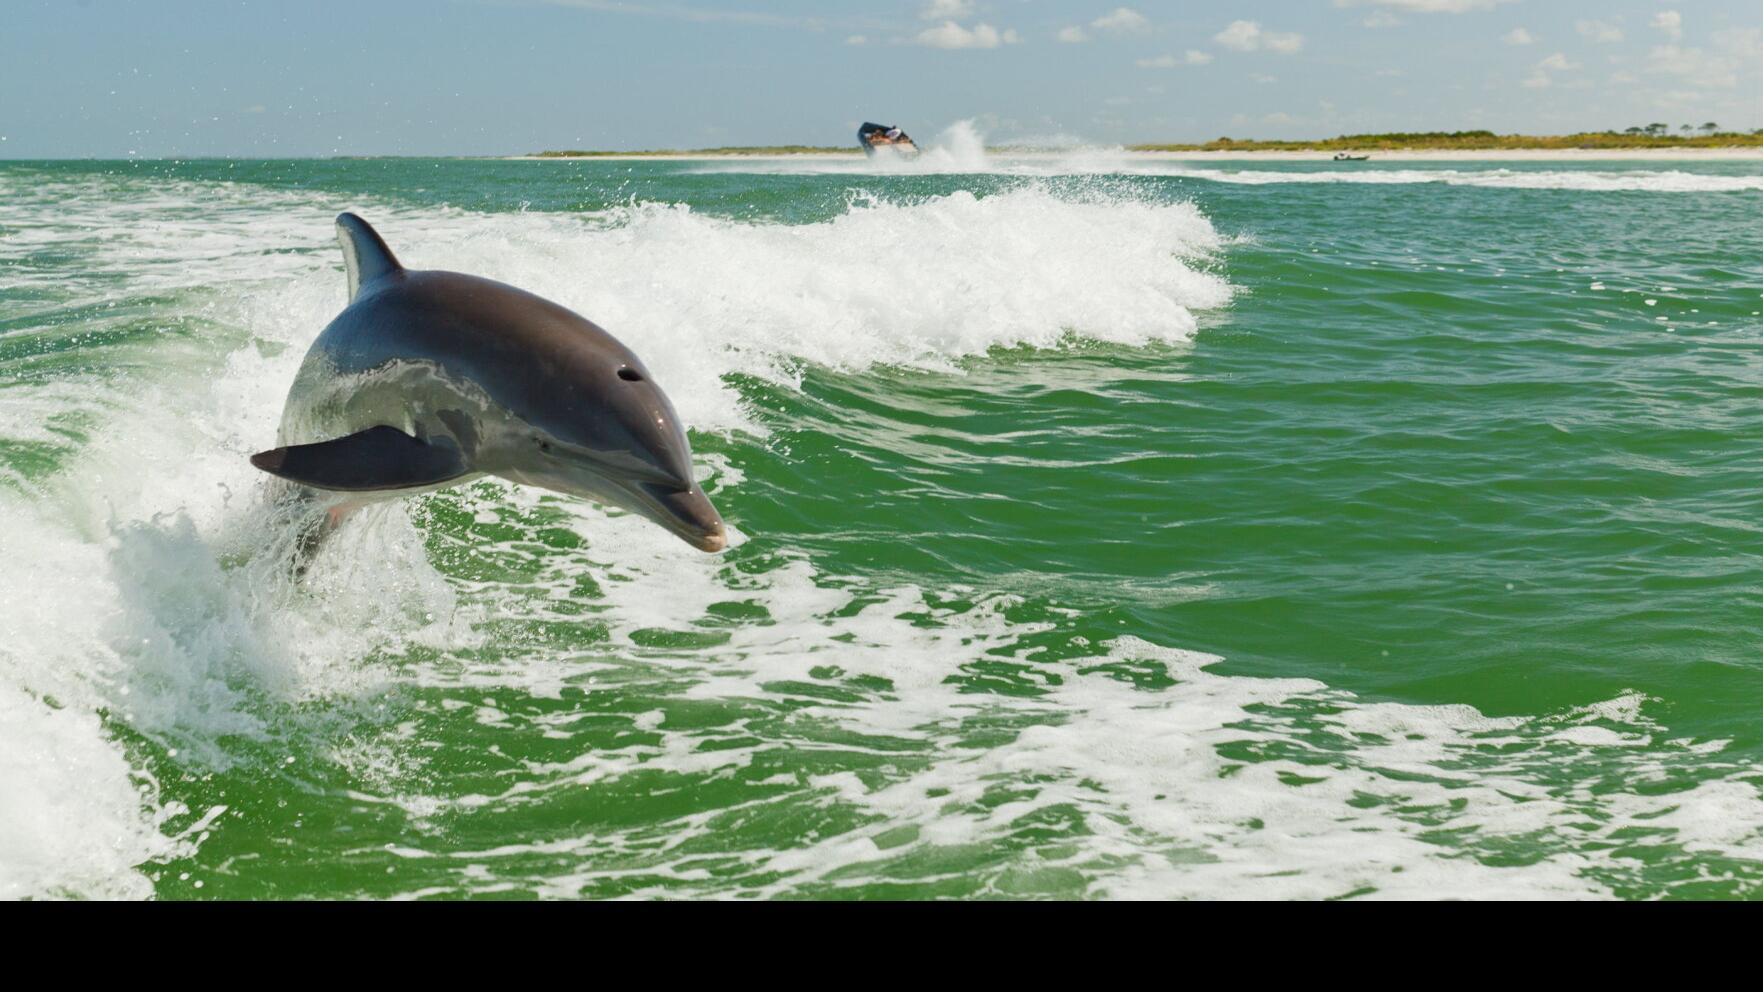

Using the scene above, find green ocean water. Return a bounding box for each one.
[2,152,1761,899]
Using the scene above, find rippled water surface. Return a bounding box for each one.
[2,153,1761,899]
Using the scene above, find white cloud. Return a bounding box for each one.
[920,0,974,19]
[1230,111,1303,128]
[845,34,867,46]
[1715,27,1762,58]
[1522,51,1581,89]
[1137,50,1212,68]
[1502,28,1534,46]
[1214,21,1260,50]
[1652,11,1682,41]
[1362,12,1400,28]
[1338,0,1516,12]
[915,21,1019,50]
[1057,7,1148,43]
[1261,33,1303,55]
[535,1,817,29]
[1092,7,1149,34]
[1575,20,1623,44]
[1214,20,1304,54]
[1645,44,1739,89]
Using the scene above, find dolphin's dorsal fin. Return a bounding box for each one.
[335,212,403,301]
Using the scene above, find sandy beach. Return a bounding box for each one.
[1134,148,1763,161]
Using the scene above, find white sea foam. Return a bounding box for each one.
[0,170,1228,897]
[4,168,1760,900]
[381,187,1230,433]
[0,681,184,900]
[1134,167,1763,193]
[373,498,1763,899]
[728,156,1763,192]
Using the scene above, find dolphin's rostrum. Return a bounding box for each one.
[252,213,728,552]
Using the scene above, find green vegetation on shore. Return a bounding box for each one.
[527,128,1763,158]
[1130,129,1763,152]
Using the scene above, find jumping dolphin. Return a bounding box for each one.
[250,212,727,552]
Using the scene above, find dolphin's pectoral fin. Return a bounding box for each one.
[250,426,466,492]
[336,212,403,302]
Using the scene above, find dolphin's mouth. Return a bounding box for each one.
[688,526,728,553]
[501,458,727,553]
[635,481,727,553]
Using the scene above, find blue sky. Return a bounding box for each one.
[3,0,1760,156]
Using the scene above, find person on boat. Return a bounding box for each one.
[859,122,917,155]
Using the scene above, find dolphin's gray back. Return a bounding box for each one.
[293,271,649,434]
[278,266,688,496]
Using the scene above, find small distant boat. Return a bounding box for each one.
[858,122,920,158]
[1333,153,1370,162]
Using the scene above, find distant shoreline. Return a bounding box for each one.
[511,148,1763,162]
[520,130,1763,163]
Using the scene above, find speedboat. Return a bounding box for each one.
[858,122,920,158]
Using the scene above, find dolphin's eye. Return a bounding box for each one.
[537,440,552,452]
[618,367,643,382]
